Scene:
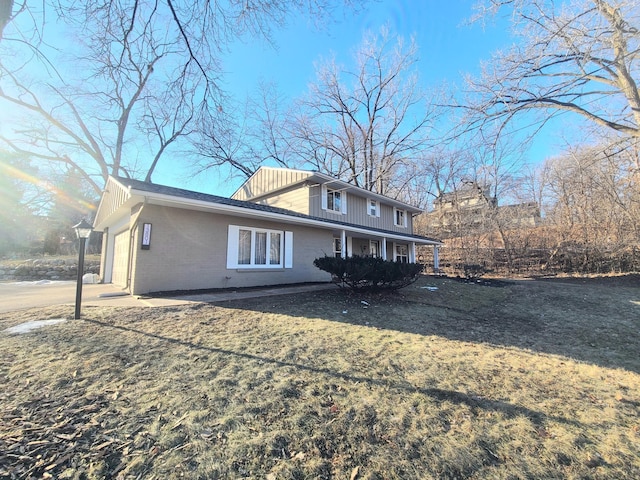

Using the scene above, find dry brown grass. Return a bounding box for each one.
[1,275,639,479]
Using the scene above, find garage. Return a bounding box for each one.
[111,230,129,287]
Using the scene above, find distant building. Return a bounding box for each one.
[496,202,542,228]
[426,182,541,235]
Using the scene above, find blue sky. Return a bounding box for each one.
[2,0,566,199]
[160,0,541,195]
[221,1,508,97]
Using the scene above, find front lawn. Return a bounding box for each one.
[1,275,639,479]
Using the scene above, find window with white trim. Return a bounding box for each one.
[333,237,342,258]
[327,189,341,212]
[395,244,408,263]
[367,199,380,217]
[370,240,380,257]
[227,225,292,269]
[394,207,407,227]
[321,185,347,214]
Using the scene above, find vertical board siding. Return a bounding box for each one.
[95,178,130,227]
[257,187,310,214]
[310,187,415,234]
[232,168,310,200]
[233,169,417,235]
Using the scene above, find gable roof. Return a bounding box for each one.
[94,176,441,245]
[232,166,423,213]
[434,182,494,206]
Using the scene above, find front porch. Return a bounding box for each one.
[330,229,441,270]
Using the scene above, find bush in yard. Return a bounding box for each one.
[313,255,424,291]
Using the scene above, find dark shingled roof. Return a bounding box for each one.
[114,176,441,244]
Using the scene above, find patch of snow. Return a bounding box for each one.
[83,273,99,284]
[4,318,67,335]
[421,286,439,291]
[1,280,75,287]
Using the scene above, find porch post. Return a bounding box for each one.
[341,230,347,258]
[410,242,416,263]
[381,237,387,260]
[433,245,440,272]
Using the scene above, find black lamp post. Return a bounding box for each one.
[73,219,93,319]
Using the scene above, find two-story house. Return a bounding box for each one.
[426,181,541,235]
[426,182,497,232]
[93,167,442,295]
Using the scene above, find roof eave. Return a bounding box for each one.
[232,166,423,213]
[130,188,440,245]
[93,196,139,232]
[308,172,423,213]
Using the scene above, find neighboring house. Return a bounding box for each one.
[93,167,442,295]
[493,202,542,229]
[426,182,497,231]
[426,182,540,233]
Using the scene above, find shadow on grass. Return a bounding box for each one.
[213,275,640,374]
[527,273,640,287]
[82,317,583,430]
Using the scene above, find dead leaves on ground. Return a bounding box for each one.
[0,389,156,479]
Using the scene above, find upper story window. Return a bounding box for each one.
[322,185,347,214]
[394,207,407,228]
[327,189,341,212]
[367,199,380,217]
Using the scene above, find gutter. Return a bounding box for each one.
[234,168,423,213]
[131,189,441,245]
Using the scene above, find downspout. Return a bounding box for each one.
[99,227,109,283]
[125,226,135,292]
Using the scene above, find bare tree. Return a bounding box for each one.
[0,0,365,198]
[0,0,15,40]
[192,81,303,182]
[466,0,640,143]
[1,4,202,195]
[541,137,640,271]
[295,28,436,196]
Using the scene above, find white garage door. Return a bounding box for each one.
[112,230,129,287]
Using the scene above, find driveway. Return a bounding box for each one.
[0,280,336,314]
[0,281,145,313]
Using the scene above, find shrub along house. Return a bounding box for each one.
[93,167,442,295]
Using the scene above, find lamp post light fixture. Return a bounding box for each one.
[73,219,93,319]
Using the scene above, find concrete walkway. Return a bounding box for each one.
[0,280,337,314]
